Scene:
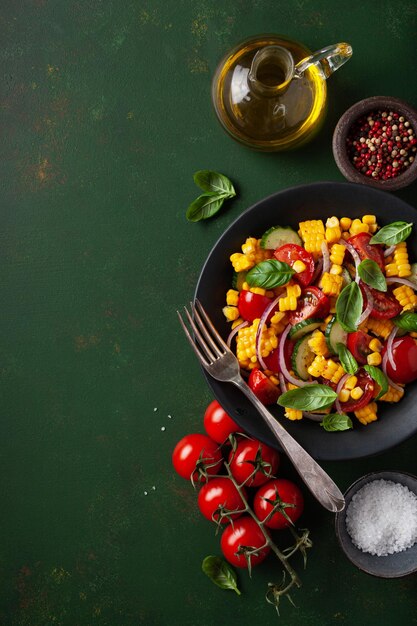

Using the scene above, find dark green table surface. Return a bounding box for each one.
[1,1,417,624]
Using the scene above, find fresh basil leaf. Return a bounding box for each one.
[246,259,295,289]
[202,556,241,595]
[357,259,387,292]
[186,193,226,222]
[193,170,236,197]
[393,311,417,332]
[336,282,363,333]
[277,384,337,411]
[364,364,389,400]
[320,413,353,432]
[370,221,413,246]
[337,343,358,375]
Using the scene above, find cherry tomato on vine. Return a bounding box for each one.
[339,368,375,413]
[228,438,280,487]
[382,336,417,384]
[197,477,246,524]
[347,331,372,365]
[220,515,271,568]
[289,287,330,325]
[274,244,315,287]
[172,434,223,482]
[203,400,241,443]
[248,368,280,405]
[348,232,385,271]
[238,290,273,322]
[253,478,304,529]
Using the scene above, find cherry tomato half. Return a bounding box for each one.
[274,244,315,287]
[238,290,273,322]
[348,232,385,271]
[262,340,294,375]
[253,478,304,529]
[197,477,246,524]
[248,368,280,405]
[203,400,241,443]
[347,331,372,365]
[366,286,402,320]
[383,336,417,384]
[172,434,223,482]
[339,368,375,413]
[228,439,280,487]
[220,515,270,568]
[289,287,330,325]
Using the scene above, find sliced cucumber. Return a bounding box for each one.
[325,315,348,354]
[409,262,417,285]
[260,225,302,250]
[291,335,316,381]
[289,318,322,341]
[341,267,352,287]
[232,271,247,290]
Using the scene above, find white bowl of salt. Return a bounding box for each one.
[335,471,417,577]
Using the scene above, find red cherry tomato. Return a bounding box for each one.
[220,515,270,568]
[274,244,315,287]
[289,287,330,325]
[339,368,375,412]
[238,290,273,322]
[347,331,372,365]
[248,368,280,405]
[365,286,402,320]
[197,477,246,524]
[228,438,280,487]
[383,336,417,384]
[262,340,294,374]
[203,400,241,443]
[172,434,223,482]
[348,232,385,271]
[253,478,304,529]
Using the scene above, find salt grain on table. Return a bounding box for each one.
[346,479,417,556]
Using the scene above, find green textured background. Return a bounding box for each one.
[1,1,417,624]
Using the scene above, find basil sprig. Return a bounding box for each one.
[278,384,337,411]
[202,556,241,595]
[246,259,294,289]
[186,170,236,222]
[357,259,387,292]
[364,364,389,400]
[337,343,358,375]
[370,221,413,246]
[336,282,363,333]
[393,311,417,332]
[320,413,353,432]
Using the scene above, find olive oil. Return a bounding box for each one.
[212,35,351,152]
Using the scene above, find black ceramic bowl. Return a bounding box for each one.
[335,471,417,578]
[195,181,417,461]
[332,96,417,191]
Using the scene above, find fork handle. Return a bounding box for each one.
[233,379,345,513]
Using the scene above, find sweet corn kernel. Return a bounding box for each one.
[369,338,382,353]
[362,215,376,225]
[338,388,350,403]
[231,317,244,329]
[226,289,239,306]
[230,253,252,272]
[350,387,364,400]
[329,243,346,266]
[250,287,266,296]
[340,217,352,231]
[367,352,382,366]
[222,305,240,321]
[284,408,303,421]
[293,259,307,273]
[330,264,343,275]
[349,219,369,235]
[354,401,378,425]
[345,376,358,390]
[269,375,279,386]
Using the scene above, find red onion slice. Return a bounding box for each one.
[386,326,399,371]
[227,320,248,349]
[321,240,330,275]
[384,245,396,257]
[334,372,350,415]
[382,352,404,393]
[358,284,374,325]
[278,324,312,387]
[386,277,417,290]
[278,373,287,394]
[312,257,323,285]
[255,294,283,370]
[339,239,361,283]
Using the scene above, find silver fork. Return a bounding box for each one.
[177,299,345,513]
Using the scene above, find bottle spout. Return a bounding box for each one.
[295,43,352,80]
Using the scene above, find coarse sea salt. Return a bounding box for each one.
[346,479,417,557]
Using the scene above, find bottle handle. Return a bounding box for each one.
[294,42,352,79]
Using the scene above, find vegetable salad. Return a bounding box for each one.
[223,215,417,431]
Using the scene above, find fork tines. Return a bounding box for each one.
[177,299,229,366]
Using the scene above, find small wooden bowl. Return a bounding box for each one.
[332,96,417,191]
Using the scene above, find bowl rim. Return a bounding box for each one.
[332,95,417,191]
[334,469,417,578]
